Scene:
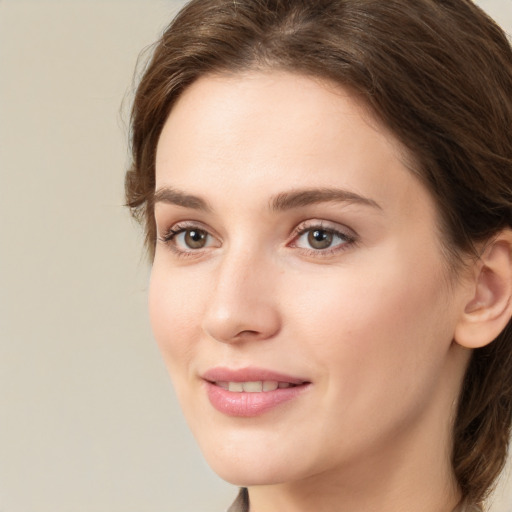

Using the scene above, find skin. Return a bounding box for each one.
[150,71,475,512]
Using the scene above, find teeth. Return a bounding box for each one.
[222,381,291,392]
[243,381,263,392]
[263,381,279,391]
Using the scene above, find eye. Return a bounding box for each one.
[158,222,220,255]
[291,222,356,254]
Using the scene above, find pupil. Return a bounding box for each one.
[308,229,332,249]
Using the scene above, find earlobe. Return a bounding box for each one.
[455,231,512,349]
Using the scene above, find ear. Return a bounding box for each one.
[454,230,512,349]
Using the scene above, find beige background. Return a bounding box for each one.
[0,1,511,511]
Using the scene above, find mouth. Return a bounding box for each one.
[201,367,311,417]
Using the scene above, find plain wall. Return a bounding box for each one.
[0,1,511,511]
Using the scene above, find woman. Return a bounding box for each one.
[125,1,512,510]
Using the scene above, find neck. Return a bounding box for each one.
[247,444,460,512]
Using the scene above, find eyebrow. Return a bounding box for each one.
[153,186,381,212]
[270,188,381,212]
[153,186,211,212]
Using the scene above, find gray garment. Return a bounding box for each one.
[227,488,249,512]
[227,488,483,512]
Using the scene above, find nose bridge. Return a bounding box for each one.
[202,241,281,343]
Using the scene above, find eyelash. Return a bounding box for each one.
[157,220,358,259]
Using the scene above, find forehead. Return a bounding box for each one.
[157,71,393,156]
[155,71,428,218]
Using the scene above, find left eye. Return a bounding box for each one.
[294,228,350,250]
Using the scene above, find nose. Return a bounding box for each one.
[202,249,281,344]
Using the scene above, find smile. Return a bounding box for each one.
[202,367,311,417]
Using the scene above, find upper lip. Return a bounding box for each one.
[202,366,309,385]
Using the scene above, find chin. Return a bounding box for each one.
[195,431,305,487]
[207,457,292,487]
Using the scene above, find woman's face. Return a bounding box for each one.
[150,72,470,486]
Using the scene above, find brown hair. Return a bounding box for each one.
[126,0,512,505]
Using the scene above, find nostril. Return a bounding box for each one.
[237,330,260,337]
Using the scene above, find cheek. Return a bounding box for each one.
[289,254,455,402]
[148,264,204,375]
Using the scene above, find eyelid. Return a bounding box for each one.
[292,219,357,239]
[158,219,217,240]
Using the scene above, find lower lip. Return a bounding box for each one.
[205,381,310,417]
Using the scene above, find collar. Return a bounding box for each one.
[227,488,483,512]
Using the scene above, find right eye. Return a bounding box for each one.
[159,223,220,256]
[175,228,210,249]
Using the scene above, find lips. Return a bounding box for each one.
[202,367,311,417]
